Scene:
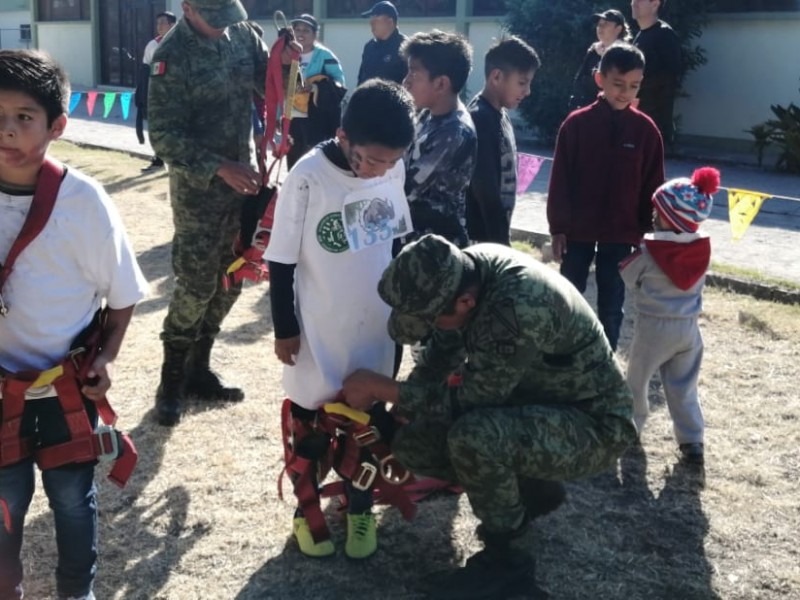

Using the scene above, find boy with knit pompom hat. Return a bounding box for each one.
[620,167,721,463]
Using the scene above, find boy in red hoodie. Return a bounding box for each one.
[620,167,720,464]
[547,42,664,352]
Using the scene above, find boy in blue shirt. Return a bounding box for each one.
[401,30,477,249]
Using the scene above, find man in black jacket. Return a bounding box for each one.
[631,0,681,146]
[357,1,408,85]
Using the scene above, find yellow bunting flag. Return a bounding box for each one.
[728,188,770,240]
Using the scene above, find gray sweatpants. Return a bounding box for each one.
[626,315,704,444]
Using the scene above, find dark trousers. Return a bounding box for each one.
[559,241,634,351]
[0,398,98,599]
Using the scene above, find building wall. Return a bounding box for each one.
[27,1,800,146]
[677,12,800,142]
[0,10,31,50]
[37,22,95,87]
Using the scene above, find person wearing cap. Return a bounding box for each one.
[568,9,631,111]
[622,167,720,465]
[357,1,408,85]
[631,0,681,146]
[287,13,346,169]
[147,0,299,426]
[342,234,637,598]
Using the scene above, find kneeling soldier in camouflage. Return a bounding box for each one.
[343,234,637,599]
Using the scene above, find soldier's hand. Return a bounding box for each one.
[275,336,300,366]
[343,369,399,410]
[217,160,260,195]
[551,234,567,264]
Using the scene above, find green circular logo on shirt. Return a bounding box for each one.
[316,212,349,253]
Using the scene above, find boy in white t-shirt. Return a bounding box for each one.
[265,79,416,560]
[0,50,148,600]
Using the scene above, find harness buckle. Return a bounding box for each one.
[351,461,377,491]
[379,454,411,486]
[95,424,120,463]
[67,347,85,371]
[353,426,380,447]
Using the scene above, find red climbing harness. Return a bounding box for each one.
[223,12,301,290]
[0,159,138,487]
[279,398,418,544]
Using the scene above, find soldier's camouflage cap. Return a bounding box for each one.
[378,234,467,344]
[188,0,247,29]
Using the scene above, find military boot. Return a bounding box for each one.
[155,343,189,427]
[421,525,538,600]
[519,477,567,520]
[183,337,245,402]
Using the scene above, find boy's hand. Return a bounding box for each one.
[82,356,112,401]
[551,234,567,263]
[275,336,300,366]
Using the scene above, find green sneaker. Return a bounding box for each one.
[345,513,377,559]
[292,517,335,558]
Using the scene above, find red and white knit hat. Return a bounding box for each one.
[652,167,721,233]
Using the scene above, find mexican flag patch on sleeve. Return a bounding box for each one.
[151,61,167,76]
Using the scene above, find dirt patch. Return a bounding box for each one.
[17,142,800,599]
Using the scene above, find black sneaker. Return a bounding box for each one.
[679,443,704,464]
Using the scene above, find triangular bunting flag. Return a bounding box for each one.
[68,92,81,115]
[86,91,98,116]
[103,92,117,118]
[516,153,545,195]
[728,188,770,240]
[120,92,133,120]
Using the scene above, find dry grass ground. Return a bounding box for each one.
[17,141,800,600]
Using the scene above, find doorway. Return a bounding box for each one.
[99,0,167,87]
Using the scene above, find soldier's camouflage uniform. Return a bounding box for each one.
[379,235,637,535]
[148,18,268,345]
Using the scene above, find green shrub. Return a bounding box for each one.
[505,0,713,143]
[750,81,800,173]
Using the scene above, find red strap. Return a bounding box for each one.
[278,399,332,542]
[34,427,138,488]
[0,158,64,294]
[262,29,299,182]
[0,380,33,466]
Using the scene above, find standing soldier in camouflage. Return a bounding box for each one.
[343,234,637,599]
[148,0,294,426]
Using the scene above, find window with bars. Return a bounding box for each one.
[712,0,800,11]
[37,0,91,21]
[326,0,456,18]
[472,0,506,16]
[241,0,314,19]
[20,24,32,41]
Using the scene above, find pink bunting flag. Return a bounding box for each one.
[86,91,98,116]
[516,153,545,195]
[102,92,117,118]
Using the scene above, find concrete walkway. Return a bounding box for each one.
[62,112,800,288]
